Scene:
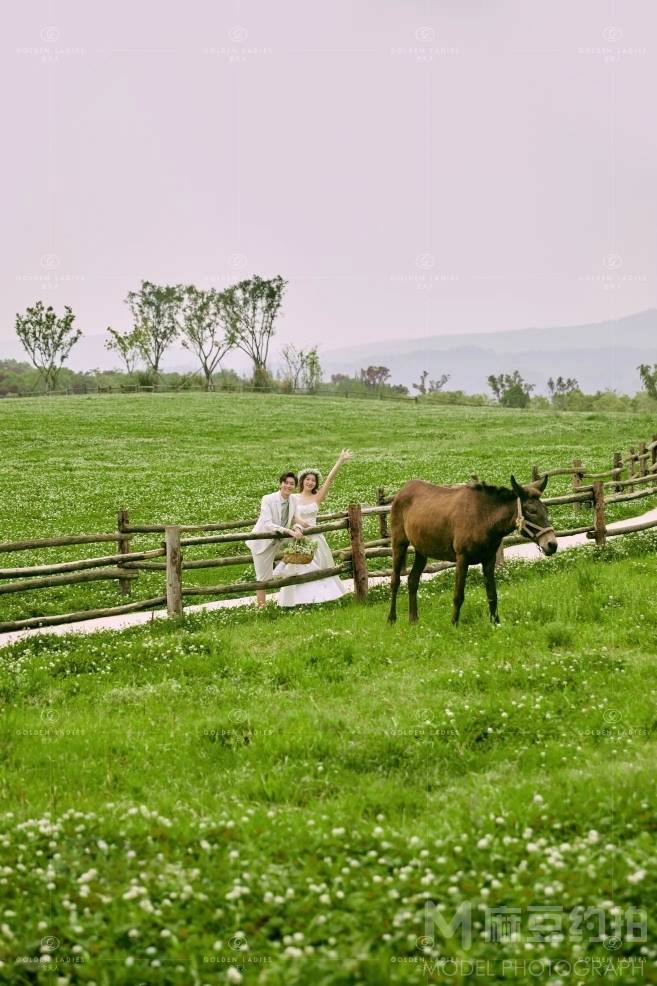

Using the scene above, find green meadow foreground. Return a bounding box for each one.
[1,540,656,983]
[0,394,656,983]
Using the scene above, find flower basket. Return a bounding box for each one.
[282,537,316,565]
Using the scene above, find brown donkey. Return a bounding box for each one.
[387,476,558,625]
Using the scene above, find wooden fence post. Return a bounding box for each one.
[592,481,606,548]
[628,447,636,479]
[117,508,132,595]
[652,434,657,470]
[639,441,647,477]
[376,487,389,539]
[612,451,623,492]
[347,504,369,601]
[572,458,583,511]
[165,525,183,617]
[531,464,540,482]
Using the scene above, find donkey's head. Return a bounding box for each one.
[510,475,558,556]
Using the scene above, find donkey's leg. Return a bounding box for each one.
[407,551,428,624]
[387,540,409,624]
[451,555,469,625]
[482,554,499,624]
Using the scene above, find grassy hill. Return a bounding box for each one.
[0,393,656,983]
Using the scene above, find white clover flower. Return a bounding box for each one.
[122,886,145,901]
[77,869,97,884]
[628,869,646,884]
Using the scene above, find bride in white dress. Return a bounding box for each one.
[274,449,353,607]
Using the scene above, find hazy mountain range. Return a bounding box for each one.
[321,310,657,395]
[2,309,656,395]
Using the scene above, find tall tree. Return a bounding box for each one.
[125,281,181,379]
[15,301,82,392]
[360,365,391,387]
[281,345,323,393]
[302,346,322,393]
[221,275,286,389]
[281,344,306,391]
[178,286,232,391]
[638,363,657,400]
[487,370,535,408]
[413,370,429,395]
[413,370,449,395]
[547,375,579,402]
[105,327,142,374]
[428,373,450,393]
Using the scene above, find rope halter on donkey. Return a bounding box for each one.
[514,497,555,543]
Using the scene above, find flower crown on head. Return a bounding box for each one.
[298,467,322,488]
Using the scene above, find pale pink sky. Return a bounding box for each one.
[2,0,656,360]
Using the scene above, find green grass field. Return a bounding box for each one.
[1,392,656,623]
[1,394,656,984]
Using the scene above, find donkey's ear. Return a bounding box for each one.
[532,473,548,493]
[510,475,526,498]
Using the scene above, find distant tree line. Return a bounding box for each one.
[10,289,657,409]
[14,275,287,393]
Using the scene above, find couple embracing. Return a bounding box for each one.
[246,449,353,608]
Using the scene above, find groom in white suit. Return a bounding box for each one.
[246,471,304,607]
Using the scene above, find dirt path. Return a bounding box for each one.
[2,507,656,650]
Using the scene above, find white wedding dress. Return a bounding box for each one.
[274,500,349,607]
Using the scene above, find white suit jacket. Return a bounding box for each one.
[246,492,298,555]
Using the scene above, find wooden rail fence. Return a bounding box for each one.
[2,433,657,633]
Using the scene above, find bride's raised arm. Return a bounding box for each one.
[316,449,353,504]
